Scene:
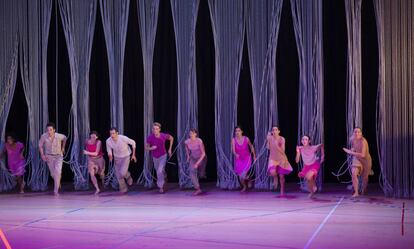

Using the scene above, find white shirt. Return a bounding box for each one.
[39,133,67,156]
[106,135,136,158]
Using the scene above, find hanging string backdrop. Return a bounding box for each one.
[245,0,283,190]
[0,0,19,192]
[136,0,160,188]
[208,0,245,190]
[374,0,414,198]
[58,0,98,190]
[170,0,200,189]
[100,0,130,189]
[18,0,53,191]
[290,0,324,191]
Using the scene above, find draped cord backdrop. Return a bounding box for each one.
[290,0,324,191]
[58,0,97,190]
[345,0,363,135]
[374,0,414,198]
[245,0,283,190]
[170,0,200,188]
[0,0,19,191]
[1,0,413,199]
[208,0,245,190]
[99,0,130,189]
[136,0,160,188]
[18,0,53,191]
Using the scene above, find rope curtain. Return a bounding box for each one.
[344,0,363,135]
[100,0,130,189]
[59,0,98,190]
[290,0,324,190]
[374,0,414,198]
[245,0,283,189]
[0,0,19,192]
[136,0,160,188]
[170,0,200,189]
[100,0,130,133]
[18,0,52,191]
[208,0,245,189]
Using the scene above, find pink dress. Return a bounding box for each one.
[298,145,321,178]
[267,136,292,175]
[234,137,252,177]
[5,142,25,176]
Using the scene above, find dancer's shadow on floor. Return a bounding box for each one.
[275,195,298,199]
[310,197,333,203]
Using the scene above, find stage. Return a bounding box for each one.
[0,183,412,249]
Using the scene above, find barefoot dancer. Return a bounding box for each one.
[83,131,105,194]
[343,127,372,197]
[232,126,256,192]
[295,135,324,198]
[145,122,174,193]
[1,133,26,193]
[39,123,67,196]
[267,126,292,196]
[106,127,137,193]
[185,129,207,195]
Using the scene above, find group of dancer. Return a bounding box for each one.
[1,122,372,198]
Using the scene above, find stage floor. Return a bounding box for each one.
[0,183,413,249]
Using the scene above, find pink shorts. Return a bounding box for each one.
[298,161,321,178]
[268,165,292,175]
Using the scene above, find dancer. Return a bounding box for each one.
[343,127,372,197]
[106,127,137,193]
[0,133,26,193]
[295,135,324,198]
[83,131,105,195]
[232,126,256,192]
[39,123,67,196]
[145,122,174,193]
[185,129,207,195]
[267,126,292,196]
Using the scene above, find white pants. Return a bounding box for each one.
[46,155,63,192]
[153,154,167,189]
[114,156,131,192]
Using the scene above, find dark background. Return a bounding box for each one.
[6,0,379,185]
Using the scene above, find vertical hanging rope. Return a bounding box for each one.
[170,0,200,189]
[208,0,245,190]
[100,0,130,189]
[136,0,160,188]
[374,0,414,198]
[345,0,363,134]
[290,0,324,191]
[100,0,130,133]
[58,0,98,190]
[18,0,52,191]
[0,0,19,192]
[246,0,283,190]
[55,0,59,131]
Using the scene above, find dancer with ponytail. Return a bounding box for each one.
[267,126,292,196]
[295,135,324,198]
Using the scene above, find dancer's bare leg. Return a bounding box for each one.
[351,167,360,197]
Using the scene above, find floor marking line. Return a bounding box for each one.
[0,228,12,249]
[303,196,344,249]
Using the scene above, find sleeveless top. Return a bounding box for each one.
[86,140,104,157]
